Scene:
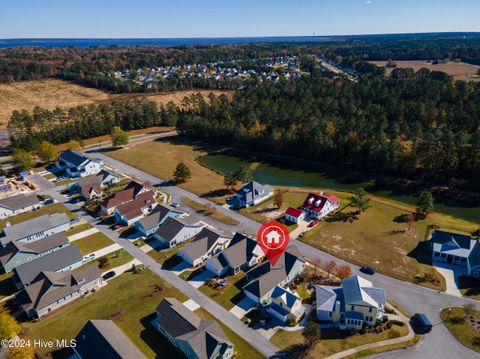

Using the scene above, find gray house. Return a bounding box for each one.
[0,232,69,273]
[152,297,234,359]
[178,228,232,267]
[0,193,42,219]
[235,181,274,208]
[135,204,183,236]
[12,245,83,289]
[73,320,146,359]
[17,265,102,318]
[153,216,204,248]
[1,213,71,246]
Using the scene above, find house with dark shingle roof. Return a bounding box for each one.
[316,275,386,331]
[205,233,264,276]
[152,298,234,359]
[300,192,340,220]
[100,181,150,215]
[113,190,157,225]
[135,204,183,236]
[235,181,273,208]
[16,265,102,318]
[68,170,120,199]
[12,245,83,289]
[266,286,305,324]
[153,216,204,248]
[431,230,480,278]
[73,320,146,359]
[0,232,69,273]
[243,245,305,304]
[57,150,103,178]
[178,228,232,267]
[0,193,42,219]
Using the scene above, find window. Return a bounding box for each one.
[369,307,373,313]
[351,305,355,310]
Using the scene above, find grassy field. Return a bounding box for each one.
[65,223,93,236]
[0,78,233,128]
[182,197,240,226]
[369,60,480,81]
[271,323,409,358]
[0,203,76,231]
[346,334,421,358]
[440,307,480,353]
[73,232,114,255]
[198,272,247,310]
[194,307,264,359]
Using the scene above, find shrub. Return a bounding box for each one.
[389,319,405,327]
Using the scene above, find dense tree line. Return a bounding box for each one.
[176,72,480,190]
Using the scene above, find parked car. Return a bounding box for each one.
[171,202,180,208]
[411,313,433,333]
[43,199,55,205]
[102,271,116,280]
[308,220,318,227]
[70,217,80,223]
[360,266,376,275]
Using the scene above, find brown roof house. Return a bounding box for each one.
[68,170,120,200]
[178,228,232,267]
[100,181,151,215]
[17,264,102,318]
[113,190,157,226]
[152,297,234,359]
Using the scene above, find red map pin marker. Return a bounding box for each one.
[257,221,290,266]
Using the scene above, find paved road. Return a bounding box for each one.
[29,174,283,358]
[84,130,178,151]
[83,152,480,359]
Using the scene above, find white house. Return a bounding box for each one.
[235,181,274,208]
[0,193,42,219]
[178,228,232,267]
[284,207,305,224]
[57,150,103,178]
[301,192,340,220]
[316,275,386,331]
[153,216,204,248]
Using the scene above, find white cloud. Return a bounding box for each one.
[366,0,372,4]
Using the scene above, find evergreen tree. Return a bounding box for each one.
[416,191,434,217]
[173,162,191,183]
[349,188,371,214]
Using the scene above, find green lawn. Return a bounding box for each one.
[42,173,56,180]
[73,232,114,255]
[65,223,93,236]
[440,307,480,353]
[147,239,192,266]
[0,203,77,231]
[0,272,16,301]
[21,270,188,358]
[182,197,240,226]
[198,272,247,310]
[195,307,265,359]
[348,334,421,358]
[271,324,409,358]
[79,249,134,271]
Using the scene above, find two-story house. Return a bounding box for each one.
[56,150,103,178]
[301,192,340,220]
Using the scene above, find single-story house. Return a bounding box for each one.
[301,192,340,220]
[12,244,83,289]
[1,213,71,246]
[17,265,102,318]
[0,193,42,219]
[284,207,305,224]
[243,246,305,305]
[153,216,204,248]
[152,297,234,359]
[56,150,103,178]
[100,181,151,215]
[316,275,386,331]
[206,233,264,276]
[267,286,305,324]
[0,232,69,273]
[73,320,146,359]
[68,170,120,199]
[235,181,274,208]
[113,190,157,225]
[431,230,480,278]
[178,228,232,267]
[135,204,183,236]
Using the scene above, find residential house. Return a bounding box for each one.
[0,193,42,219]
[266,286,305,324]
[178,228,232,267]
[113,190,157,225]
[301,192,340,220]
[56,150,103,178]
[12,245,83,289]
[0,232,69,273]
[135,204,184,236]
[316,275,386,331]
[284,207,305,224]
[206,233,264,276]
[100,181,150,215]
[431,230,480,278]
[152,298,234,359]
[68,170,120,199]
[235,181,274,208]
[243,245,305,305]
[153,216,204,248]
[73,320,146,359]
[0,213,71,246]
[17,265,102,318]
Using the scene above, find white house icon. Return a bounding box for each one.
[265,230,282,245]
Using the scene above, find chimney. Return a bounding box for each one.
[319,191,324,196]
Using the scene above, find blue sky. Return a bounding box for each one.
[1,0,479,38]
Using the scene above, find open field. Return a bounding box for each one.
[0,78,233,128]
[182,197,240,226]
[369,60,480,81]
[271,322,409,358]
[440,307,480,353]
